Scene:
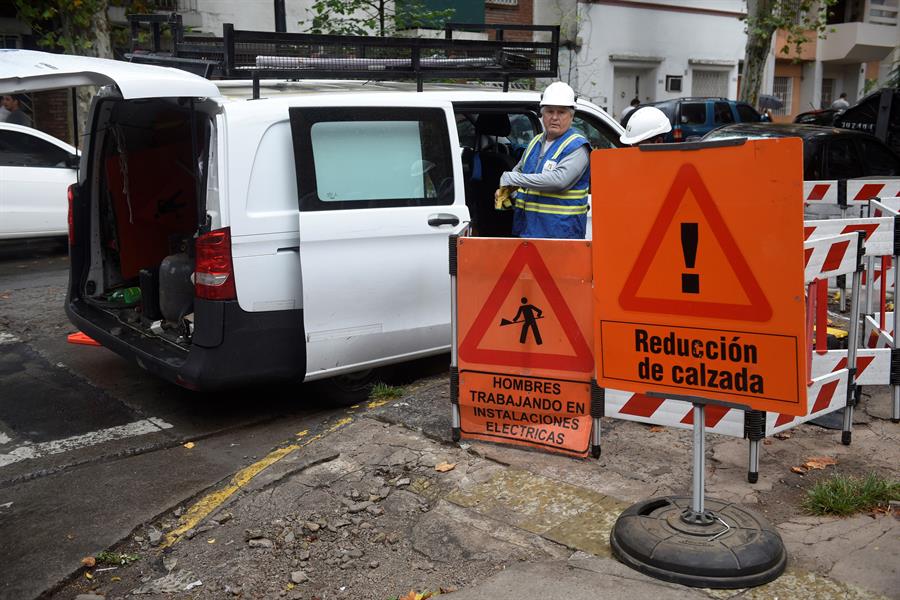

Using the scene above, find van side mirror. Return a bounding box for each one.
[66,153,80,169]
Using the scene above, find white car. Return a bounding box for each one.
[0,122,78,240]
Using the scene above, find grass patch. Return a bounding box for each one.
[802,473,900,516]
[95,550,140,566]
[369,382,405,401]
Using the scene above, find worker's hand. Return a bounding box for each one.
[495,186,514,210]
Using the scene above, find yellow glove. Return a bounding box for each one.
[495,186,515,210]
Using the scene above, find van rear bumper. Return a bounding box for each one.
[65,297,306,390]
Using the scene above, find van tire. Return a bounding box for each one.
[317,369,379,407]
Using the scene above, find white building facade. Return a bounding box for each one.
[537,0,747,119]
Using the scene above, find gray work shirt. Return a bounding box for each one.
[5,110,31,127]
[499,136,590,192]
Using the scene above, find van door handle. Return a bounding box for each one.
[428,214,460,227]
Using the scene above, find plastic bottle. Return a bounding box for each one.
[110,287,142,305]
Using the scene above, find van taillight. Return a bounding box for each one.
[67,184,76,245]
[673,127,683,142]
[195,227,236,300]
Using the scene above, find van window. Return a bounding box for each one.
[572,112,620,149]
[290,107,454,210]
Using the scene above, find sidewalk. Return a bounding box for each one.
[60,376,899,599]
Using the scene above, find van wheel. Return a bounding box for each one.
[317,370,378,407]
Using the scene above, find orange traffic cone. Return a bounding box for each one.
[67,331,101,346]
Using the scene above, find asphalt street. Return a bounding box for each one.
[0,239,362,599]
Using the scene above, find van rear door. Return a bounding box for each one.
[288,96,467,378]
[0,50,221,99]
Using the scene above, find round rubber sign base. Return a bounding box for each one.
[610,496,786,589]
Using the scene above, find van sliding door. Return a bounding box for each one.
[288,100,467,378]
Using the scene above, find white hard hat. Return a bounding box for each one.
[619,106,672,145]
[540,81,577,108]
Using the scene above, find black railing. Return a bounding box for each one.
[125,19,560,93]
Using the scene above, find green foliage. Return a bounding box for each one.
[740,0,837,106]
[369,382,405,401]
[301,0,455,37]
[13,0,106,53]
[802,473,900,516]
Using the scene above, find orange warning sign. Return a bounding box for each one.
[457,238,593,456]
[458,371,591,457]
[592,138,808,416]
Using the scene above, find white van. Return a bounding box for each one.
[0,45,623,401]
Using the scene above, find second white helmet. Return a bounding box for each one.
[540,81,577,108]
[620,106,672,145]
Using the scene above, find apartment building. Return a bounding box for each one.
[766,0,899,121]
[536,0,747,119]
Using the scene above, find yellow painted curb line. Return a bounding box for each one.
[162,416,354,548]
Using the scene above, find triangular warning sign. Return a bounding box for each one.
[459,243,593,372]
[619,163,773,322]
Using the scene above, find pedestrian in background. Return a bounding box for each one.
[831,92,850,110]
[620,96,640,123]
[1,94,32,127]
[495,81,591,240]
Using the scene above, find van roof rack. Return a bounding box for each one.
[126,20,560,97]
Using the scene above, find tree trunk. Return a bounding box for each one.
[739,0,776,109]
[73,0,112,148]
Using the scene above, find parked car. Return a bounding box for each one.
[622,97,765,142]
[794,108,840,126]
[1,48,623,400]
[0,122,78,240]
[701,123,900,180]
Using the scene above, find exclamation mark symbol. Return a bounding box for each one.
[681,223,699,294]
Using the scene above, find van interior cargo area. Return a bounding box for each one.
[87,98,211,347]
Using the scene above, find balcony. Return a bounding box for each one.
[818,0,898,62]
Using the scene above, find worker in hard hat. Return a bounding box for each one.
[495,81,591,239]
[619,106,672,146]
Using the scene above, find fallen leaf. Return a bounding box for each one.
[286,583,295,590]
[183,442,195,449]
[399,591,418,600]
[435,462,455,473]
[763,439,773,445]
[207,538,216,544]
[81,556,96,568]
[111,576,121,582]
[649,426,664,433]
[84,572,93,580]
[790,466,807,474]
[774,431,792,440]
[803,456,837,470]
[440,587,459,594]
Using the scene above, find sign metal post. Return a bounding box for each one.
[595,138,802,588]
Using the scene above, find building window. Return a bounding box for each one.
[486,0,518,5]
[772,76,793,116]
[665,75,683,93]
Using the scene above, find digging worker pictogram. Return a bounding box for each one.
[500,297,544,345]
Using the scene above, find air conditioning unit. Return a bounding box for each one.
[666,75,683,93]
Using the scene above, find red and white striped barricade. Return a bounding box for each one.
[804,179,900,214]
[864,312,894,349]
